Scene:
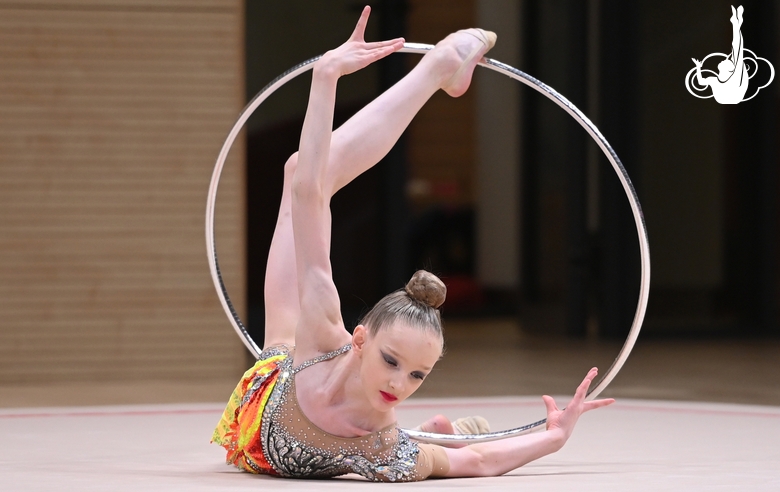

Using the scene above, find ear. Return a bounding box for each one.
[352,324,367,356]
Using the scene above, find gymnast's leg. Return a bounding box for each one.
[262,30,494,349]
[324,29,495,196]
[730,6,745,71]
[262,157,301,349]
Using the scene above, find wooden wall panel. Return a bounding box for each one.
[0,1,247,384]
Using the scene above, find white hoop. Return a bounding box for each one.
[206,43,651,444]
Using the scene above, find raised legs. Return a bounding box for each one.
[262,30,494,348]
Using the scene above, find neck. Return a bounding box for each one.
[331,351,395,433]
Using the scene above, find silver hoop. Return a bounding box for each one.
[206,43,651,444]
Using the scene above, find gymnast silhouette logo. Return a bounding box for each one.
[685,5,774,104]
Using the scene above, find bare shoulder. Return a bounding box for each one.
[292,330,352,366]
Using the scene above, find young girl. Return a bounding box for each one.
[213,6,614,482]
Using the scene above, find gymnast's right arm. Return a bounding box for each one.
[439,368,614,477]
[290,37,349,356]
[291,6,404,355]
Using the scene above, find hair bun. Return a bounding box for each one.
[405,270,447,309]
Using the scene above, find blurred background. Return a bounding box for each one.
[1,0,778,409]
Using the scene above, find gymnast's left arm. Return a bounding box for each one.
[441,367,614,477]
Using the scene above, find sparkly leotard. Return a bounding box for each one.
[212,344,448,482]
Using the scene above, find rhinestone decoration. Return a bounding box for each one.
[258,344,423,481]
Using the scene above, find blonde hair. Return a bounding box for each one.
[360,270,446,342]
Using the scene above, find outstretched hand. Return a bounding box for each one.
[542,368,615,443]
[316,6,404,78]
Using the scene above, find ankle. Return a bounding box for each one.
[420,46,462,88]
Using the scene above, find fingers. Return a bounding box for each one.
[359,42,403,65]
[542,395,559,414]
[360,39,404,60]
[566,368,598,410]
[364,38,405,50]
[351,5,371,42]
[368,38,404,57]
[583,398,615,412]
[545,368,610,417]
[350,6,404,46]
[575,367,598,396]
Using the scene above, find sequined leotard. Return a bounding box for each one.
[212,344,448,482]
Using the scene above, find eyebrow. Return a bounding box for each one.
[386,347,432,372]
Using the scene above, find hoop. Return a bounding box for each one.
[206,43,651,444]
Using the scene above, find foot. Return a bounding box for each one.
[413,414,489,448]
[452,416,490,434]
[731,6,743,26]
[414,414,490,434]
[414,414,455,434]
[436,28,497,97]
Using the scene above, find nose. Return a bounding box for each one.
[388,377,404,393]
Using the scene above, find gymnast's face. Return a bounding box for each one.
[352,322,442,411]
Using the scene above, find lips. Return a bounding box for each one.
[380,391,398,402]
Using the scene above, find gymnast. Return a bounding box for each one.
[212,6,614,481]
[692,5,748,104]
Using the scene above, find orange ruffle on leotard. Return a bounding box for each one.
[211,348,289,475]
